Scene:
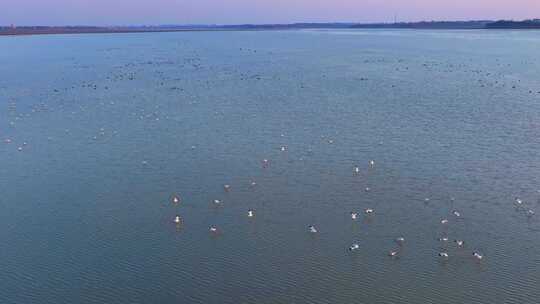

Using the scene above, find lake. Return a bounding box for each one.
[1,29,540,303]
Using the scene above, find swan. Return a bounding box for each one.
[309,225,318,233]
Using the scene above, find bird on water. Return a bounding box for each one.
[349,243,360,251]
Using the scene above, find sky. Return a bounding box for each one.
[2,0,540,26]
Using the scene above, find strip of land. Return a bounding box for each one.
[1,20,539,36]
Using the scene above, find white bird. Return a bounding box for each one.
[247,209,254,217]
[172,196,180,204]
[527,210,535,216]
[455,240,465,247]
[441,219,449,224]
[515,198,523,205]
[438,236,449,242]
[349,243,360,251]
[388,250,399,257]
[365,208,374,214]
[350,212,359,220]
[174,215,181,224]
[309,225,318,233]
[354,166,360,174]
[369,160,375,167]
[213,199,222,205]
[224,184,231,191]
[452,210,461,217]
[365,187,370,192]
[280,146,287,152]
[209,226,218,233]
[439,252,449,258]
[472,252,483,260]
[250,181,257,186]
[395,237,405,244]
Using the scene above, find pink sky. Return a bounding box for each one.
[3,0,540,26]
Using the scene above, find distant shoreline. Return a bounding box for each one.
[2,20,539,36]
[0,27,271,36]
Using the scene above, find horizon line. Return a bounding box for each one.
[2,18,538,28]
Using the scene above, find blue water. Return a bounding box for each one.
[1,29,540,303]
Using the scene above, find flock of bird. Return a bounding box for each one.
[4,36,538,268]
[160,144,539,263]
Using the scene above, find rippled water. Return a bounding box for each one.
[1,29,540,303]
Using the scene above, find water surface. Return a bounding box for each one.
[1,29,540,303]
